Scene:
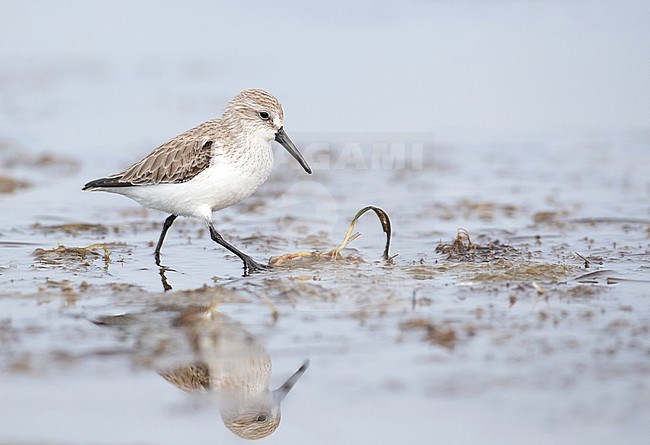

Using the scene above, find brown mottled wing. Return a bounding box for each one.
[159,363,211,392]
[118,137,214,185]
[84,121,218,189]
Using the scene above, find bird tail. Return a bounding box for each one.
[82,176,133,191]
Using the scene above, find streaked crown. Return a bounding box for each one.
[222,408,281,440]
[223,89,285,141]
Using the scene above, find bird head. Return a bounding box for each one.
[220,360,309,440]
[223,89,312,174]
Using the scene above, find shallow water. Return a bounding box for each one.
[2,2,650,444]
[2,131,649,444]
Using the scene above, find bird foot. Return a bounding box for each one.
[243,257,271,275]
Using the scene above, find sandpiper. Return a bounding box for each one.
[94,304,309,439]
[83,89,312,273]
[159,306,309,439]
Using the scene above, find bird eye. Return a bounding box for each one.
[258,111,270,121]
[256,414,267,422]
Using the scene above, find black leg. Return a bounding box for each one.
[207,222,269,274]
[154,214,178,266]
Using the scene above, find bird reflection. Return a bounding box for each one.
[158,267,173,291]
[94,304,308,440]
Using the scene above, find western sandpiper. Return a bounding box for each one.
[83,89,312,273]
[157,306,309,439]
[96,304,309,439]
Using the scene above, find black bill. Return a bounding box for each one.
[273,360,310,403]
[275,127,312,174]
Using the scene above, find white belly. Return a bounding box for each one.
[114,144,274,219]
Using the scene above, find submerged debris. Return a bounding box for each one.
[466,259,576,282]
[436,228,519,262]
[269,250,363,267]
[399,318,458,349]
[3,152,80,172]
[32,243,112,269]
[0,175,30,194]
[418,200,519,222]
[269,206,392,268]
[32,223,110,236]
[452,259,576,283]
[533,210,570,225]
[436,229,576,282]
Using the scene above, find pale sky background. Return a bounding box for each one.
[0,0,648,151]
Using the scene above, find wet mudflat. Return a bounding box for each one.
[1,133,649,444]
